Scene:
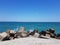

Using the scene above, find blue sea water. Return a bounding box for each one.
[0,22,60,33]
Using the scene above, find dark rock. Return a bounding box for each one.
[9,33,15,37]
[39,31,46,36]
[48,28,55,33]
[56,33,60,39]
[50,33,56,38]
[2,36,10,41]
[46,28,56,38]
[29,29,38,36]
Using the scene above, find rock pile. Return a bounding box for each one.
[0,27,60,41]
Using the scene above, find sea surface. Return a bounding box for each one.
[0,22,60,33]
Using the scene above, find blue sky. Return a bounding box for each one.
[0,0,60,22]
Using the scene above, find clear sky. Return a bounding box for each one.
[0,0,60,22]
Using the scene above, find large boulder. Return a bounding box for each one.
[45,34,50,38]
[29,29,39,38]
[0,32,9,41]
[39,31,46,36]
[39,29,56,38]
[15,32,28,38]
[0,32,8,38]
[33,33,39,38]
[29,29,37,36]
[3,30,16,41]
[48,28,55,33]
[16,27,28,38]
[50,33,56,38]
[46,28,56,38]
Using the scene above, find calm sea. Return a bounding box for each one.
[0,22,60,33]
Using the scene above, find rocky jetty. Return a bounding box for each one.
[0,27,60,41]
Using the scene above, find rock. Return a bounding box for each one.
[48,28,55,33]
[15,31,28,38]
[0,32,8,41]
[0,35,2,41]
[17,27,28,37]
[2,30,16,41]
[6,30,15,34]
[50,33,56,38]
[45,34,50,38]
[33,29,39,38]
[34,29,38,33]
[46,29,56,38]
[46,30,50,34]
[29,30,37,36]
[9,37,14,40]
[18,27,25,32]
[56,33,60,39]
[15,32,21,38]
[9,33,15,37]
[21,32,28,37]
[2,36,10,41]
[0,32,8,38]
[29,29,39,38]
[33,33,39,38]
[39,31,46,36]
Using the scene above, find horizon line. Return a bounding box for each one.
[0,21,60,22]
